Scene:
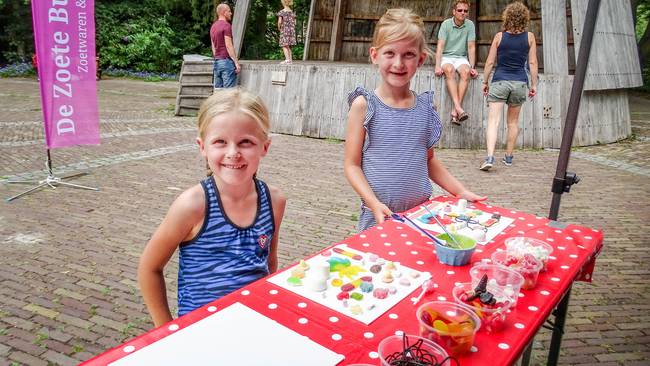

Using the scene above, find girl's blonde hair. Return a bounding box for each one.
[502,2,530,33]
[281,0,293,7]
[198,88,271,176]
[372,8,432,60]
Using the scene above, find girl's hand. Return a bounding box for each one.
[370,202,393,225]
[482,83,489,96]
[528,86,537,99]
[456,190,487,202]
[434,67,444,77]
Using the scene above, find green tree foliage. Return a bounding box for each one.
[634,0,650,66]
[0,0,308,73]
[0,0,34,64]
[632,0,650,88]
[241,0,310,60]
[95,0,209,73]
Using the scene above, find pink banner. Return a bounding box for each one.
[32,0,100,148]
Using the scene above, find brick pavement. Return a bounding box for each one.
[0,77,649,365]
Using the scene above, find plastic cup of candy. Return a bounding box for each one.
[434,233,477,266]
[378,334,449,366]
[416,301,480,356]
[469,263,524,307]
[452,282,512,334]
[504,237,553,272]
[491,250,543,290]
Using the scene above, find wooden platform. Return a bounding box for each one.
[176,59,631,149]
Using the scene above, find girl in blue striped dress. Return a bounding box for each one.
[344,8,486,232]
[139,89,286,327]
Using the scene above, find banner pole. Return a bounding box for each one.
[47,149,53,176]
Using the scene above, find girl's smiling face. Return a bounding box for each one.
[370,38,425,90]
[197,111,270,186]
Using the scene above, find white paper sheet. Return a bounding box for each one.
[408,202,514,245]
[110,302,344,366]
[267,245,431,325]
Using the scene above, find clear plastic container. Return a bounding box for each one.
[416,301,480,356]
[378,334,449,366]
[452,282,512,334]
[491,250,543,290]
[469,263,524,307]
[504,237,554,272]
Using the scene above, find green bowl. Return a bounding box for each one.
[434,233,477,266]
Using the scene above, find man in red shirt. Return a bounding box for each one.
[210,3,240,88]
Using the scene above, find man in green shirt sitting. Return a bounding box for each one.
[435,0,478,125]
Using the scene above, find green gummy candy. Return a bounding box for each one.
[287,277,302,286]
[350,292,364,301]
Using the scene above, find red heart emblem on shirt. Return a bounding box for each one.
[258,234,269,249]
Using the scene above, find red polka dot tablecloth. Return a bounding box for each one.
[82,197,603,366]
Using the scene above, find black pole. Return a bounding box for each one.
[546,2,601,366]
[549,0,601,221]
[46,148,53,176]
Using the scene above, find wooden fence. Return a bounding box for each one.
[176,60,631,149]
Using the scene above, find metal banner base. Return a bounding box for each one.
[5,150,99,202]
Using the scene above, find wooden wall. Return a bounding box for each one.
[571,0,642,90]
[305,0,579,72]
[236,61,630,148]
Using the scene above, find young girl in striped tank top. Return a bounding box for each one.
[139,89,286,327]
[344,8,486,232]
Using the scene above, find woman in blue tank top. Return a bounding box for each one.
[480,1,538,171]
[138,89,287,327]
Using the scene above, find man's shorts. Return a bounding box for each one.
[441,56,470,71]
[487,80,528,106]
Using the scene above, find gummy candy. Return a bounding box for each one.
[419,306,477,356]
[350,304,362,315]
[287,277,302,286]
[359,282,374,293]
[337,291,350,300]
[373,288,389,299]
[453,284,510,334]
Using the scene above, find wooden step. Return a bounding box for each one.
[180,73,213,84]
[181,63,213,73]
[178,95,209,108]
[179,85,213,95]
